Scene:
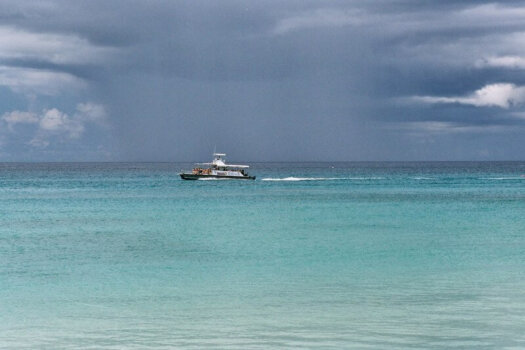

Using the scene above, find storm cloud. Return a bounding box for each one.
[0,0,524,161]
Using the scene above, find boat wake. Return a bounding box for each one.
[261,177,384,181]
[262,177,339,181]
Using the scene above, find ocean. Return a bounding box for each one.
[1,162,524,349]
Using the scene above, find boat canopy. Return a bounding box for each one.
[197,162,249,168]
[196,152,249,168]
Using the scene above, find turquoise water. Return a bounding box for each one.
[1,162,525,349]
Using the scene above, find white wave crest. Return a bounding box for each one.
[262,177,337,181]
[261,177,384,181]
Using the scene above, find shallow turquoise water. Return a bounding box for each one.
[1,162,525,349]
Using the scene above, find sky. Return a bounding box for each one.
[1,0,525,161]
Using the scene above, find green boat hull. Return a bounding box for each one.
[180,173,256,180]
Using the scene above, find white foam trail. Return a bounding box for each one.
[262,177,337,181]
[482,177,524,180]
[261,177,384,181]
[347,177,385,180]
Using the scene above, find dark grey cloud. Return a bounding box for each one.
[0,0,524,161]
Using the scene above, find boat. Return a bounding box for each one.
[179,153,256,180]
